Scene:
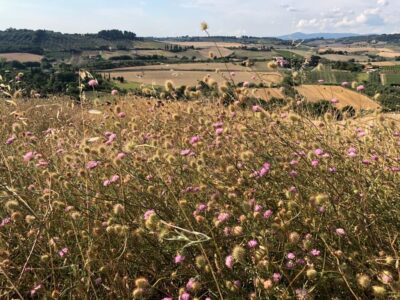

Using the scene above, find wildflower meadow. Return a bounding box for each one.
[0,93,399,299]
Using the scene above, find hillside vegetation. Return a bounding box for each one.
[0,97,399,299]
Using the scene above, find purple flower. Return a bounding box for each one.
[315,149,324,156]
[190,135,200,145]
[58,247,68,257]
[329,167,337,173]
[225,255,234,269]
[5,136,16,145]
[144,209,155,220]
[174,255,185,264]
[335,228,346,236]
[0,217,11,227]
[215,128,223,135]
[196,203,207,212]
[23,151,35,162]
[347,147,357,157]
[88,79,98,87]
[272,273,282,283]
[263,210,273,219]
[287,252,296,260]
[86,160,100,170]
[217,212,230,223]
[311,160,319,167]
[310,249,321,257]
[181,293,191,300]
[247,240,258,249]
[180,149,192,156]
[110,175,120,183]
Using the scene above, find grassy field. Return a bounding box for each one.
[296,85,380,110]
[0,97,398,299]
[381,73,400,85]
[0,53,43,62]
[320,54,369,62]
[163,41,243,48]
[306,69,358,84]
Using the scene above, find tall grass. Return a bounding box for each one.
[0,97,399,299]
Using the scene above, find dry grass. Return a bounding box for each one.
[296,85,380,110]
[165,41,243,48]
[0,53,43,62]
[0,97,399,299]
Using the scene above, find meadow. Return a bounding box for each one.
[0,93,399,299]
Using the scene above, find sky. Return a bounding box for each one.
[0,0,398,37]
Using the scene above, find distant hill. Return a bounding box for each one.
[278,32,360,40]
[0,29,152,54]
[336,33,400,44]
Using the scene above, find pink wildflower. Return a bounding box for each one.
[144,209,155,220]
[88,79,98,87]
[335,228,346,236]
[225,255,234,269]
[23,151,35,162]
[263,210,273,219]
[86,161,100,170]
[248,240,258,248]
[5,136,16,145]
[189,135,200,145]
[174,254,185,264]
[58,247,68,257]
[111,89,119,96]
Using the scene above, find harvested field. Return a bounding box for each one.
[296,85,380,110]
[105,70,282,86]
[0,52,43,62]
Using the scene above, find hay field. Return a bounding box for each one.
[296,85,380,110]
[252,88,285,100]
[0,53,43,62]
[165,41,243,48]
[198,46,233,58]
[103,62,249,72]
[106,70,282,86]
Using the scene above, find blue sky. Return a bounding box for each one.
[0,0,397,36]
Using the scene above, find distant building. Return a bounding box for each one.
[274,56,289,67]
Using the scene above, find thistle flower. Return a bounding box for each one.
[247,240,258,248]
[356,85,365,92]
[263,210,273,219]
[272,273,281,283]
[310,249,321,256]
[174,254,185,264]
[23,151,35,162]
[86,160,100,170]
[58,247,68,257]
[189,135,200,145]
[335,228,346,236]
[200,22,209,31]
[88,79,98,87]
[144,209,155,220]
[5,136,16,145]
[225,255,234,269]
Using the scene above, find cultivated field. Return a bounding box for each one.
[296,85,380,110]
[0,53,43,62]
[0,97,399,299]
[102,62,283,86]
[107,70,282,86]
[164,41,243,48]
